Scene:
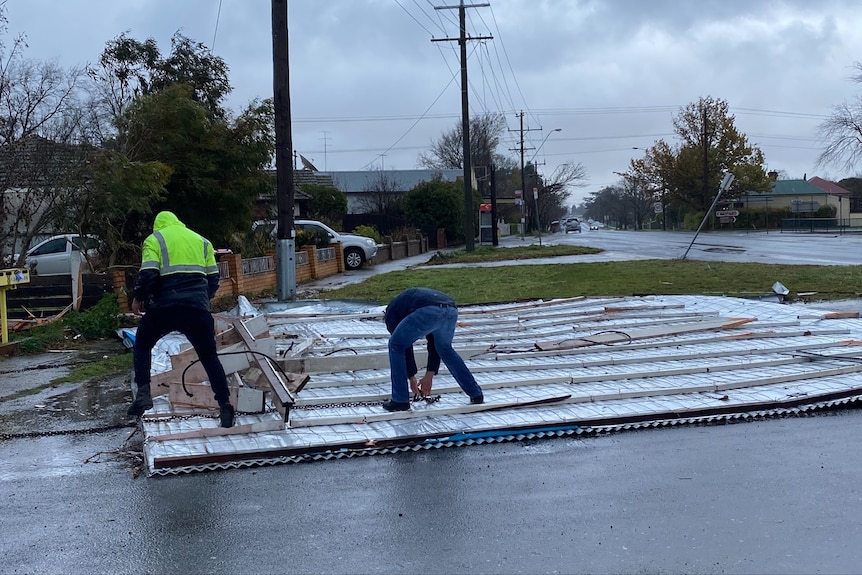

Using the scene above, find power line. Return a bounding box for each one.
[211,0,223,52]
[394,0,437,37]
[358,68,461,170]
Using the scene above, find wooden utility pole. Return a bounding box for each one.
[272,0,296,300]
[432,1,492,252]
[509,111,538,239]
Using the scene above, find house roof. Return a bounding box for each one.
[807,176,851,197]
[321,169,463,193]
[747,179,834,197]
[0,136,90,188]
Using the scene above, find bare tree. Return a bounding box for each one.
[818,63,862,172]
[418,112,509,172]
[527,161,588,229]
[356,170,405,216]
[0,49,90,262]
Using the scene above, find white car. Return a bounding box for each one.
[20,234,101,276]
[255,219,378,270]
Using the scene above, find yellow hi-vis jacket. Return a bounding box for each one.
[133,211,220,311]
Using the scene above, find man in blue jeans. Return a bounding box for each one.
[382,287,484,411]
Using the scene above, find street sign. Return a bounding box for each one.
[719,216,737,224]
[716,210,740,217]
[653,202,663,214]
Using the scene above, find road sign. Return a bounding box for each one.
[653,202,663,214]
[719,216,737,224]
[716,210,740,217]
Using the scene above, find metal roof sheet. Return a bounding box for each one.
[140,295,862,475]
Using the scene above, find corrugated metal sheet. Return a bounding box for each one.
[140,295,862,475]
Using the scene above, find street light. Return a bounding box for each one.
[530,128,562,163]
[524,128,561,240]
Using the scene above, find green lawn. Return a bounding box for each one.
[321,258,862,305]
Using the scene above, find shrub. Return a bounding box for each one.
[64,293,122,339]
[352,224,382,244]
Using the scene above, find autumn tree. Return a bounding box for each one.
[631,97,770,219]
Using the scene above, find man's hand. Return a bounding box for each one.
[409,376,420,396]
[131,298,143,316]
[418,373,434,397]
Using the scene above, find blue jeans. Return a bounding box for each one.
[388,304,482,403]
[133,307,231,405]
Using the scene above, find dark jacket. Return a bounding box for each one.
[133,211,220,311]
[385,288,455,375]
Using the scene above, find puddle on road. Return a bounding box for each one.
[1,374,131,434]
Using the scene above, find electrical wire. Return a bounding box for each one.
[211,0,223,53]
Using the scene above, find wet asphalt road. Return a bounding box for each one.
[3,410,862,574]
[4,229,862,574]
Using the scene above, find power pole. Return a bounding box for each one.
[272,0,295,300]
[320,131,331,171]
[508,111,538,239]
[432,1,492,252]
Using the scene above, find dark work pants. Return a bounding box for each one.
[133,307,231,406]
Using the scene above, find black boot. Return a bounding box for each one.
[127,385,153,417]
[381,399,410,412]
[219,404,235,428]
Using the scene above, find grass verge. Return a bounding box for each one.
[319,259,862,305]
[424,244,601,265]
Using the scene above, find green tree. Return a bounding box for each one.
[116,84,274,246]
[403,177,464,242]
[89,31,230,122]
[53,150,173,268]
[302,183,347,220]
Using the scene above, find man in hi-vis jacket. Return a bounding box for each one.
[127,211,235,428]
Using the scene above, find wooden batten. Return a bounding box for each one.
[147,418,285,442]
[169,381,239,409]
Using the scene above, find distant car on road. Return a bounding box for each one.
[564,217,581,233]
[20,234,101,276]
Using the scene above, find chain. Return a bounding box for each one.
[295,395,441,410]
[0,422,135,442]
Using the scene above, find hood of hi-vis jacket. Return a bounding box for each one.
[141,211,217,276]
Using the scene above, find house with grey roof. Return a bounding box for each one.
[321,169,463,214]
[743,178,854,228]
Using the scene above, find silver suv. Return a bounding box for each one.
[257,220,378,270]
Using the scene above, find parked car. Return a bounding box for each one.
[255,219,378,270]
[564,217,582,233]
[19,234,101,276]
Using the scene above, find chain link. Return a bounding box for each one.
[294,395,441,410]
[0,422,135,441]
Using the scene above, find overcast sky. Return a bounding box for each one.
[5,0,862,204]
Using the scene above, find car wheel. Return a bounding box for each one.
[344,247,364,270]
